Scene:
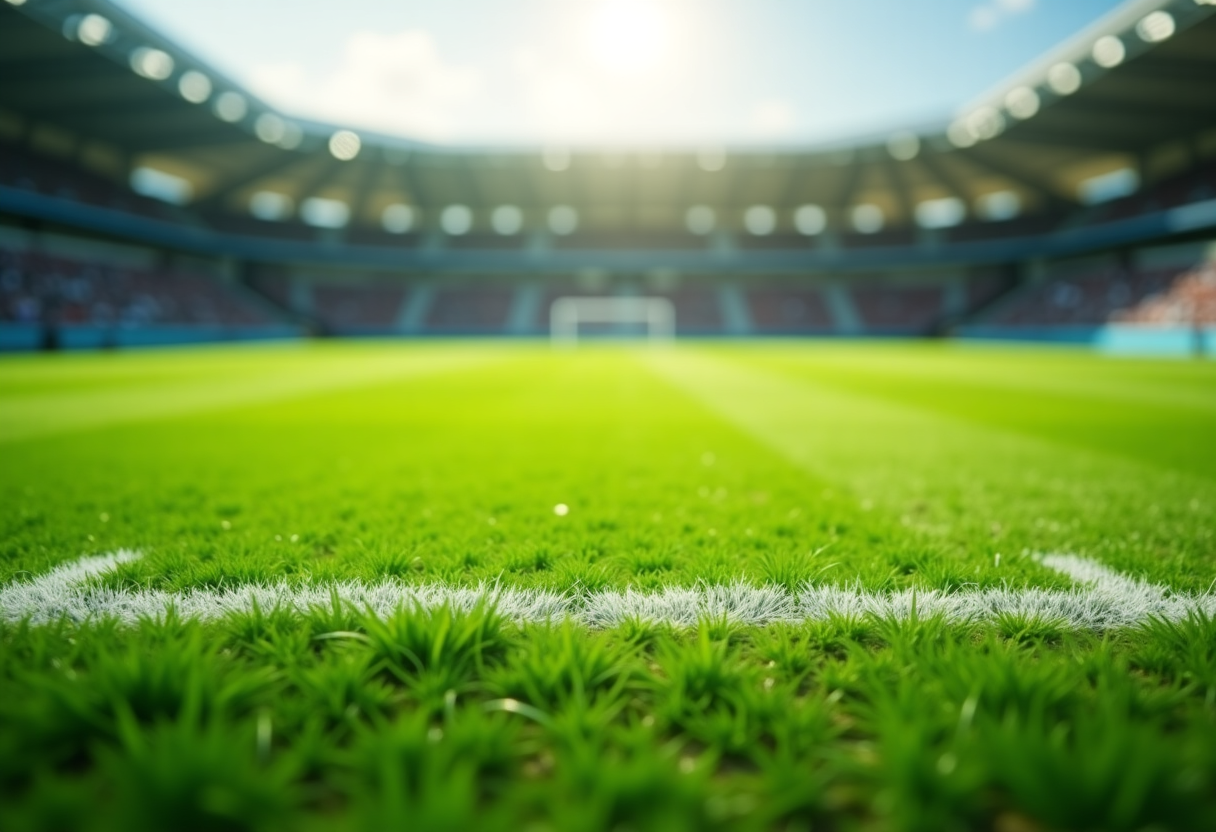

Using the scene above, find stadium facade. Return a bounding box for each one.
[1,0,1215,352]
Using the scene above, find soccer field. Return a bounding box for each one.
[2,341,1215,831]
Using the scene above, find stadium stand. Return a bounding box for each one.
[745,285,836,334]
[1114,262,1216,325]
[0,0,1214,351]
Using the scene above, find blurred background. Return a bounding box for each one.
[1,0,1214,353]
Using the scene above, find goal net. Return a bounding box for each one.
[549,296,675,347]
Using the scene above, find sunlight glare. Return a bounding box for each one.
[587,0,669,76]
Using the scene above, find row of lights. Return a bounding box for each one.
[540,146,728,172]
[247,193,1023,235]
[947,7,1186,148]
[41,7,373,157]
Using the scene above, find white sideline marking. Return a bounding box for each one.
[1,551,1213,629]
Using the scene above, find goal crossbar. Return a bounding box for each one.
[549,296,675,346]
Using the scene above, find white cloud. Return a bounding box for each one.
[247,29,480,141]
[969,0,1035,32]
[749,99,796,138]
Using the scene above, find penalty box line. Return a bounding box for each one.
[2,551,1213,630]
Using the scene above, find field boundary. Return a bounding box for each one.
[3,552,1212,630]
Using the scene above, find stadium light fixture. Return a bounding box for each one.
[851,204,884,234]
[249,191,293,222]
[976,190,1021,222]
[548,206,579,236]
[277,121,303,151]
[255,114,286,145]
[329,130,361,161]
[381,204,416,234]
[130,48,174,81]
[794,204,827,236]
[300,197,350,229]
[441,205,473,235]
[966,107,1005,141]
[130,167,192,206]
[1047,62,1082,96]
[76,14,113,47]
[1092,36,1125,68]
[1078,167,1139,205]
[492,205,524,235]
[543,146,570,172]
[744,206,776,236]
[213,91,248,123]
[697,147,726,172]
[1136,11,1175,43]
[1005,87,1040,120]
[685,205,715,236]
[947,121,977,149]
[915,197,965,229]
[887,132,920,161]
[178,70,212,104]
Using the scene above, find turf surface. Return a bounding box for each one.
[2,341,1215,831]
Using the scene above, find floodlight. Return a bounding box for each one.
[130,167,192,206]
[77,14,112,46]
[851,204,884,234]
[255,114,286,145]
[1078,168,1139,205]
[249,191,293,221]
[492,205,523,235]
[130,48,174,81]
[915,197,965,229]
[1092,36,1125,68]
[213,92,248,123]
[382,204,416,234]
[328,130,361,161]
[5,0,29,7]
[1005,87,1040,120]
[794,205,826,236]
[685,205,715,236]
[966,107,1005,141]
[178,71,212,103]
[976,190,1021,222]
[441,205,473,235]
[947,121,977,148]
[1136,12,1175,42]
[887,132,920,161]
[1047,63,1082,96]
[277,122,303,150]
[300,198,350,229]
[744,206,776,236]
[548,206,578,235]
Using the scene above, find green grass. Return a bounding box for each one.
[2,340,1215,831]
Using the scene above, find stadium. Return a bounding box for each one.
[1,0,1215,828]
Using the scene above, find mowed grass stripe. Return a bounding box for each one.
[0,343,501,443]
[649,346,1216,592]
[4,345,937,591]
[730,342,1216,479]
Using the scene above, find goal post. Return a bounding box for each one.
[549,296,676,347]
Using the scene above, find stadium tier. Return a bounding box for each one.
[1,0,1215,352]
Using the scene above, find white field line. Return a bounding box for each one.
[1,551,1213,629]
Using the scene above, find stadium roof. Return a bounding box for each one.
[1,0,1215,236]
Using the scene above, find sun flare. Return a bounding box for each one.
[586,0,669,76]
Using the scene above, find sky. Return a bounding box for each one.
[110,0,1129,147]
